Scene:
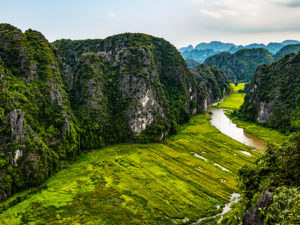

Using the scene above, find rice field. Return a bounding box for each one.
[0,114,259,225]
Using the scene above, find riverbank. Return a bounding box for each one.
[0,114,259,225]
[216,83,288,145]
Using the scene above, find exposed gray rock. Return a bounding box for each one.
[62,110,70,135]
[8,109,25,145]
[49,82,63,106]
[118,46,166,136]
[13,149,22,166]
[257,102,273,124]
[242,190,273,225]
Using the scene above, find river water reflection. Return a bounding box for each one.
[208,106,266,150]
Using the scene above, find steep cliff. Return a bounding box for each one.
[191,64,230,110]
[0,24,230,201]
[273,44,300,61]
[54,34,208,145]
[239,52,300,132]
[204,48,274,82]
[0,24,79,201]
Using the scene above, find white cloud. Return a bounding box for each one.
[199,9,222,19]
[107,11,116,18]
[187,0,300,32]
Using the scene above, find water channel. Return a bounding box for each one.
[208,105,266,150]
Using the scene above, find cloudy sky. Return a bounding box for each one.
[1,0,300,48]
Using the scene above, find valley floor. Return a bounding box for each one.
[0,114,260,225]
[217,83,287,145]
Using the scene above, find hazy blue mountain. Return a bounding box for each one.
[281,40,300,45]
[180,40,299,62]
[179,44,193,53]
[181,49,217,63]
[185,58,201,68]
[266,42,285,54]
[195,41,236,52]
[274,44,300,61]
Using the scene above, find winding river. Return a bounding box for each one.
[208,105,266,150]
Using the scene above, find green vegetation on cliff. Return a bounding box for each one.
[191,64,230,106]
[204,48,274,82]
[239,52,300,133]
[54,34,230,146]
[0,24,79,201]
[0,24,230,201]
[0,114,260,225]
[232,134,300,225]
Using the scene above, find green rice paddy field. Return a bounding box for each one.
[0,114,260,225]
[0,83,287,225]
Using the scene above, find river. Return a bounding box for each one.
[207,105,266,150]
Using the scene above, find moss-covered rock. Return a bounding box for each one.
[238,52,300,132]
[0,24,231,200]
[54,33,230,144]
[191,64,230,109]
[0,24,79,201]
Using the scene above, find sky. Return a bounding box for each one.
[1,0,300,48]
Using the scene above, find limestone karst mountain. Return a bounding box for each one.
[0,24,230,200]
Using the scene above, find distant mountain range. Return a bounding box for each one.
[180,40,300,64]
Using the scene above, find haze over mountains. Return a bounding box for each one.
[180,40,300,63]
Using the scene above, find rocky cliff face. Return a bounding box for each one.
[54,33,211,144]
[239,52,300,132]
[242,190,273,225]
[191,64,230,110]
[0,24,230,200]
[0,24,79,201]
[204,48,274,82]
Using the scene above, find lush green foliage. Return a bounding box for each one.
[219,134,299,225]
[204,48,274,82]
[239,52,300,132]
[262,186,299,224]
[54,34,230,146]
[236,134,300,224]
[54,34,196,144]
[0,24,231,202]
[0,24,79,201]
[191,64,230,103]
[0,114,260,224]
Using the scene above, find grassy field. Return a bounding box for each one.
[0,115,260,225]
[217,83,245,110]
[217,83,287,145]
